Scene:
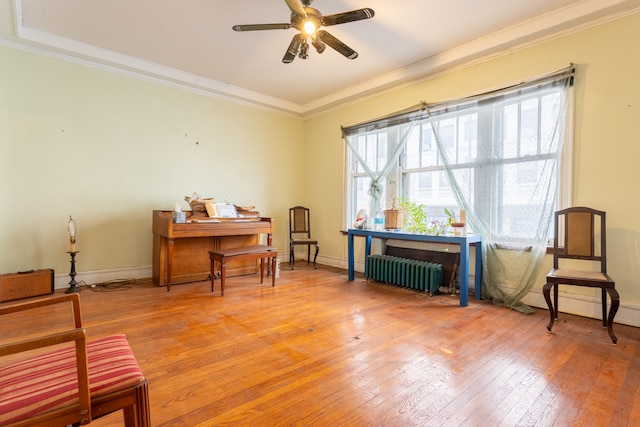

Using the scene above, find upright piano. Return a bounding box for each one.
[152,210,274,286]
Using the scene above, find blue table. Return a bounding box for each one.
[347,229,482,307]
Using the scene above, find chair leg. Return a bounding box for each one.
[271,256,276,287]
[93,380,150,427]
[601,288,608,328]
[122,380,150,427]
[553,283,559,319]
[220,260,227,296]
[313,244,319,269]
[260,258,264,284]
[543,281,555,332]
[606,288,619,344]
[210,258,216,293]
[290,243,295,270]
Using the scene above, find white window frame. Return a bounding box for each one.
[345,77,574,237]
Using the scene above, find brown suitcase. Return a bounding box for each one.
[0,269,54,302]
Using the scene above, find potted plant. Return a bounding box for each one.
[445,207,466,235]
[383,201,404,229]
[398,198,429,233]
[444,207,456,227]
[383,181,403,229]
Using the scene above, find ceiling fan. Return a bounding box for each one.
[232,0,375,63]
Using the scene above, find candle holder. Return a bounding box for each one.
[65,251,81,293]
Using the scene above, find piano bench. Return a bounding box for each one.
[209,245,278,296]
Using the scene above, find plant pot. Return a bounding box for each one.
[451,222,466,236]
[384,210,404,230]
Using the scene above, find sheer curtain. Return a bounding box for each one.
[426,65,575,313]
[342,106,425,223]
[343,65,574,313]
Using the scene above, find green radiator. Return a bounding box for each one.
[365,254,443,295]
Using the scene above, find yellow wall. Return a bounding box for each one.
[0,46,304,274]
[304,12,640,308]
[1,10,639,316]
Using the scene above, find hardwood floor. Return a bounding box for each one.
[2,265,639,426]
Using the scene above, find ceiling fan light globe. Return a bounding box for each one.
[303,21,316,35]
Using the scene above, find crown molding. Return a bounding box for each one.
[5,0,640,118]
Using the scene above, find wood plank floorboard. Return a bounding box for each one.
[1,264,639,426]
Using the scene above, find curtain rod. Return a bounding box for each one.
[342,63,575,136]
[341,102,425,135]
[426,63,575,110]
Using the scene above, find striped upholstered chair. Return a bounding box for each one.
[0,293,149,426]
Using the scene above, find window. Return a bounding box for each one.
[345,71,573,242]
[349,130,388,220]
[350,132,387,214]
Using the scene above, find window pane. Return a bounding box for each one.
[405,126,420,169]
[353,175,372,218]
[520,98,539,156]
[458,113,478,163]
[541,92,561,153]
[403,171,459,207]
[439,118,457,153]
[422,124,438,167]
[502,103,518,158]
[355,136,366,173]
[404,171,433,203]
[365,134,377,171]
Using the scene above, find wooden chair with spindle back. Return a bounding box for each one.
[289,206,319,270]
[543,206,619,344]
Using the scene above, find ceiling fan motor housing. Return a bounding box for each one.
[291,7,322,34]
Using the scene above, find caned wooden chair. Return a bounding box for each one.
[289,206,319,270]
[0,293,150,426]
[543,207,619,344]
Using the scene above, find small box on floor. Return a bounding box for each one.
[0,269,54,302]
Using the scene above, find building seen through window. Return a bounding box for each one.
[347,84,567,242]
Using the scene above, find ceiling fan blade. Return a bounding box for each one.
[317,30,358,59]
[284,0,307,17]
[321,8,375,26]
[283,34,305,63]
[232,23,292,32]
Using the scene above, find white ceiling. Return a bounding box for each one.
[9,0,640,115]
